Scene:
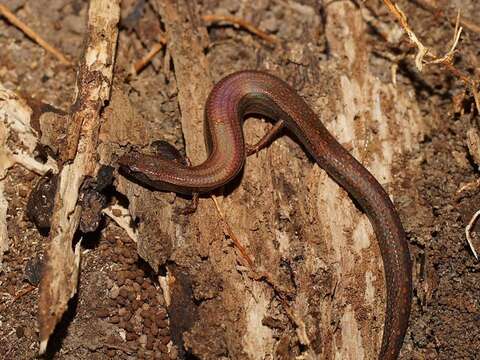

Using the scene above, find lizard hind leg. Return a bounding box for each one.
[245,120,285,156]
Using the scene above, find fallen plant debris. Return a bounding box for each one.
[0,4,72,66]
[381,0,480,263]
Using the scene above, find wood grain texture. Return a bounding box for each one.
[38,0,120,353]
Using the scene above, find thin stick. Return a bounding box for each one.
[5,285,36,308]
[210,195,255,268]
[131,36,167,75]
[0,4,72,66]
[382,0,480,113]
[465,208,480,260]
[202,14,279,44]
[410,0,480,34]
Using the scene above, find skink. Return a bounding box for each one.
[119,70,412,359]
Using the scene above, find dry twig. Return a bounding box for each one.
[4,285,36,309]
[410,0,480,34]
[211,195,255,268]
[384,1,480,259]
[0,4,72,66]
[465,209,480,260]
[382,0,480,112]
[131,36,167,75]
[202,14,279,44]
[383,0,462,71]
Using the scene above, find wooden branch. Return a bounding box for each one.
[38,0,120,354]
[0,4,72,66]
[202,14,279,44]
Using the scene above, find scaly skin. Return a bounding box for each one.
[119,70,412,359]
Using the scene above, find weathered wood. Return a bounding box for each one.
[38,0,120,353]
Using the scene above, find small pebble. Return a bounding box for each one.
[105,335,117,343]
[260,13,279,33]
[125,322,134,332]
[159,327,170,336]
[131,299,141,311]
[117,296,128,306]
[126,331,137,341]
[106,349,116,358]
[138,334,147,347]
[168,346,178,359]
[24,171,36,181]
[119,287,128,299]
[118,307,128,317]
[144,318,152,328]
[146,310,156,321]
[109,284,120,299]
[156,318,168,328]
[219,0,240,13]
[126,271,136,280]
[24,256,43,286]
[150,323,159,336]
[15,326,25,338]
[127,340,138,351]
[124,257,135,265]
[63,14,85,34]
[148,292,158,302]
[96,307,110,318]
[146,335,154,350]
[111,208,122,217]
[135,269,145,277]
[157,308,167,319]
[133,282,141,292]
[156,342,168,353]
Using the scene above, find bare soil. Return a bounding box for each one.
[1,0,479,359]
